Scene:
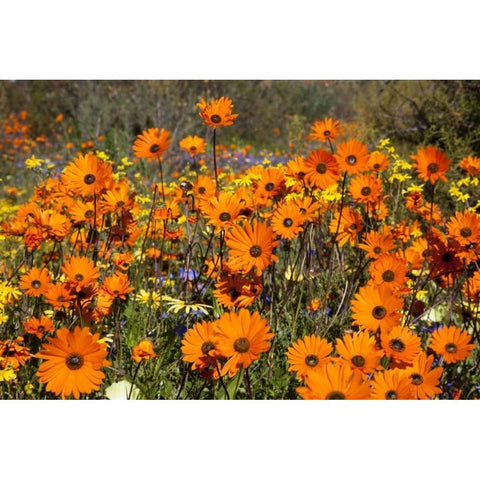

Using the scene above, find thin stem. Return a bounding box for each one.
[213,128,219,197]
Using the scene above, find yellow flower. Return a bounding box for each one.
[0,361,16,382]
[161,296,211,315]
[403,184,424,194]
[135,289,162,309]
[121,157,134,167]
[285,265,304,282]
[0,310,7,325]
[388,173,412,183]
[0,282,22,304]
[24,155,43,169]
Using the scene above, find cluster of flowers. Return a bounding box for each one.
[0,95,478,399]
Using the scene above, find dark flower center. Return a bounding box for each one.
[84,174,96,185]
[37,326,45,332]
[233,337,250,353]
[228,288,241,300]
[219,212,231,222]
[66,352,84,370]
[460,227,472,238]
[316,163,328,174]
[372,306,387,319]
[351,355,365,367]
[265,182,275,192]
[442,252,453,262]
[373,246,382,254]
[382,270,395,282]
[410,373,423,385]
[346,155,357,165]
[427,162,439,174]
[210,114,222,124]
[85,210,94,218]
[305,354,319,367]
[389,338,405,352]
[385,390,398,399]
[190,146,197,152]
[31,280,42,289]
[327,391,346,399]
[201,341,215,355]
[361,186,371,196]
[150,144,161,154]
[57,296,65,302]
[249,245,262,258]
[117,201,125,208]
[349,223,358,231]
[283,218,294,227]
[373,163,380,170]
[74,273,84,282]
[445,342,457,353]
[198,187,206,194]
[324,130,331,137]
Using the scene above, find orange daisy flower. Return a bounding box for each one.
[226,220,279,274]
[181,320,220,378]
[179,135,206,156]
[197,96,238,128]
[369,253,409,289]
[370,369,414,399]
[44,283,75,310]
[132,127,171,160]
[101,272,134,299]
[286,156,307,182]
[446,210,480,247]
[381,325,422,366]
[303,149,340,190]
[23,315,55,339]
[411,146,450,184]
[335,331,383,375]
[351,283,404,333]
[271,201,304,240]
[459,155,480,176]
[334,139,370,175]
[36,326,110,399]
[297,363,371,400]
[61,256,100,292]
[286,334,333,380]
[358,228,396,260]
[214,309,273,378]
[61,153,113,196]
[203,191,243,229]
[348,173,383,204]
[69,200,97,226]
[429,326,475,363]
[254,167,285,203]
[19,267,52,297]
[132,339,157,363]
[329,206,363,247]
[310,118,342,143]
[194,175,217,201]
[405,352,443,399]
[213,273,262,309]
[368,151,389,172]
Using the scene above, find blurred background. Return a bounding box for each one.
[1,80,480,158]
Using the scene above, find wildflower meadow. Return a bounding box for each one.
[1,80,479,400]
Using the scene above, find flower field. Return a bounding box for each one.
[1,86,479,400]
